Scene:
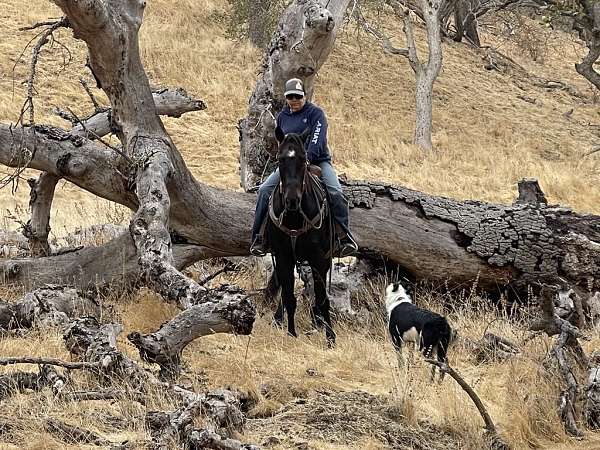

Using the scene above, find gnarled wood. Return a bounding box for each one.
[0,285,99,330]
[0,365,65,400]
[585,352,600,429]
[146,388,256,450]
[128,285,255,377]
[70,87,206,139]
[514,178,547,206]
[4,176,600,297]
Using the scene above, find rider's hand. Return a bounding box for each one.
[308,164,322,177]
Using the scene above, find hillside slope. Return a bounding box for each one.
[1,1,600,449]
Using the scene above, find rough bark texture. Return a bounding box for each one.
[4,173,600,298]
[574,0,600,91]
[453,0,481,46]
[586,352,600,429]
[0,365,65,400]
[45,418,111,446]
[146,388,257,450]
[0,285,100,330]
[128,285,256,377]
[46,0,253,311]
[514,178,547,206]
[239,0,351,191]
[530,284,588,436]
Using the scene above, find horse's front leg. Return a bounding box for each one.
[275,258,297,338]
[312,261,335,347]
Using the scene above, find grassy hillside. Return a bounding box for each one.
[1,1,600,449]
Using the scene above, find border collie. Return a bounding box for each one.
[385,282,453,380]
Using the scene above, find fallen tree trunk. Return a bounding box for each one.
[0,365,65,400]
[0,285,100,330]
[3,173,600,298]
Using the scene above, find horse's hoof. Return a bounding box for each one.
[271,319,283,329]
[304,329,318,336]
[288,330,298,338]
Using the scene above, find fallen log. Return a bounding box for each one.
[530,284,588,436]
[146,387,256,450]
[0,365,65,400]
[0,285,100,330]
[127,284,256,377]
[45,418,111,447]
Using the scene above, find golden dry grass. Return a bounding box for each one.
[1,0,600,449]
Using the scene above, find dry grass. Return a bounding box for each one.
[1,0,600,448]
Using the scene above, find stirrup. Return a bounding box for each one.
[250,237,268,257]
[335,235,358,258]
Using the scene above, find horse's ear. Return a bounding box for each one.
[299,127,311,144]
[275,126,285,143]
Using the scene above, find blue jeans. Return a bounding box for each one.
[251,161,350,240]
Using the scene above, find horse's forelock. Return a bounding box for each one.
[278,133,307,161]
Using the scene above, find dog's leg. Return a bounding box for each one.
[429,344,438,382]
[395,346,405,369]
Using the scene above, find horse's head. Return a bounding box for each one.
[276,128,310,212]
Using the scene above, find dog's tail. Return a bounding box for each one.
[421,316,452,363]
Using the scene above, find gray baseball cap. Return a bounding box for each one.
[284,78,305,97]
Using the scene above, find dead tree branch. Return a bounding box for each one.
[425,359,510,449]
[0,356,96,370]
[128,285,255,378]
[46,418,111,446]
[22,172,60,255]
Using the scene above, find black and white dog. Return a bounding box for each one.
[386,282,453,380]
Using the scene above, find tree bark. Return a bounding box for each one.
[575,36,600,91]
[22,172,59,256]
[453,0,481,46]
[239,0,351,191]
[7,1,256,315]
[0,285,100,330]
[586,352,600,429]
[128,285,255,377]
[400,0,444,152]
[4,172,600,298]
[70,87,206,139]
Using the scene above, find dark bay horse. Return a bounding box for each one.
[266,128,335,346]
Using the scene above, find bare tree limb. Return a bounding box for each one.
[0,356,97,370]
[46,418,111,446]
[425,359,510,449]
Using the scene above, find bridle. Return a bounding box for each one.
[268,150,327,239]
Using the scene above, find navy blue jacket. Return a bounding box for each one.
[276,102,331,164]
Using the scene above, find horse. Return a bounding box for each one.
[265,128,335,346]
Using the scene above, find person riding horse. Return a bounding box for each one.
[250,78,358,258]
